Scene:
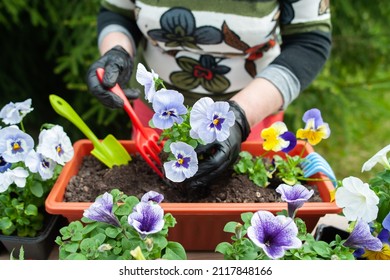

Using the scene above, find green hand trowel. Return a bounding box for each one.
[49,94,131,168]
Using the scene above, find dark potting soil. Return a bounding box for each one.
[64,155,322,203]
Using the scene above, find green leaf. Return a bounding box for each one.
[312,241,332,257]
[24,204,38,216]
[30,181,44,198]
[105,226,121,238]
[0,217,13,231]
[240,212,253,224]
[163,213,177,228]
[65,253,88,260]
[223,222,239,233]
[162,242,187,260]
[215,242,232,255]
[63,242,80,253]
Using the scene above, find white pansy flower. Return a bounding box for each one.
[10,167,29,188]
[0,167,29,192]
[335,176,379,223]
[0,99,33,125]
[0,170,14,193]
[361,144,390,172]
[37,125,74,165]
[25,150,56,180]
[135,63,159,103]
[0,126,34,163]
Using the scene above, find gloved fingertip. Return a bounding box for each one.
[123,88,140,100]
[103,65,120,87]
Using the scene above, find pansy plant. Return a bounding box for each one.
[56,189,187,260]
[135,63,235,183]
[234,108,332,187]
[0,99,74,237]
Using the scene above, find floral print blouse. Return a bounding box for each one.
[98,0,331,108]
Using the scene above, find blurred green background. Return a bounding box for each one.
[1,1,389,182]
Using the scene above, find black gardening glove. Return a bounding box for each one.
[187,101,251,189]
[86,45,140,109]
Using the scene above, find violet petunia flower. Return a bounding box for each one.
[189,97,235,144]
[83,192,121,227]
[141,190,164,204]
[0,126,34,163]
[163,141,198,182]
[344,219,382,252]
[135,63,159,103]
[247,210,302,259]
[128,201,165,238]
[276,184,314,218]
[151,89,187,129]
[0,99,33,125]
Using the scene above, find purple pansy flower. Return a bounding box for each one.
[163,141,198,182]
[296,108,330,146]
[280,131,297,153]
[383,212,390,231]
[189,97,235,144]
[0,156,12,173]
[151,89,187,129]
[128,202,165,238]
[141,191,164,204]
[276,184,314,218]
[0,126,34,163]
[247,210,302,259]
[344,219,382,251]
[83,192,121,227]
[261,122,296,153]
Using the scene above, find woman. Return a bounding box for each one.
[86,0,332,188]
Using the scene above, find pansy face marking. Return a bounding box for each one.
[56,143,64,157]
[175,153,190,169]
[210,114,225,131]
[12,140,23,154]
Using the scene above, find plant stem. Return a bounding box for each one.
[299,141,308,158]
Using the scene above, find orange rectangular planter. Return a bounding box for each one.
[45,139,341,251]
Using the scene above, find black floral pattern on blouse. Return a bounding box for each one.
[147,7,223,50]
[170,55,231,93]
[280,0,300,25]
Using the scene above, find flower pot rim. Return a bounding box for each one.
[46,139,341,216]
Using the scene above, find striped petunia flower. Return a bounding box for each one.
[276,183,314,218]
[83,192,121,227]
[247,210,302,259]
[128,201,165,238]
